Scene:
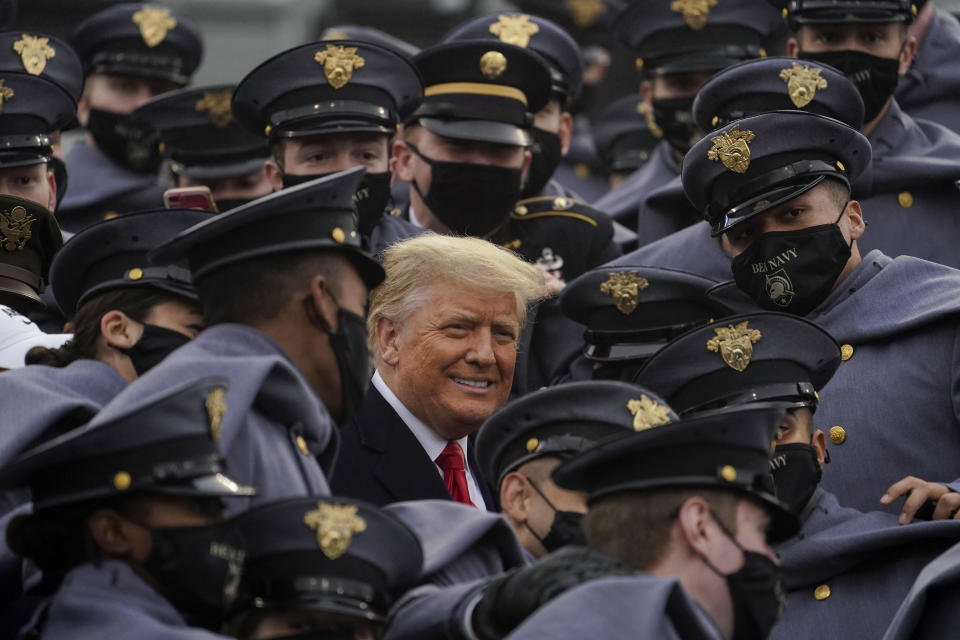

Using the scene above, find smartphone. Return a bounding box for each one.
[163,186,218,212]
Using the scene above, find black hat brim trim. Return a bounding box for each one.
[418,117,531,147]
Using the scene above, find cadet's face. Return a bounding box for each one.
[415,128,527,167]
[142,298,205,339]
[386,280,520,440]
[797,23,906,59]
[81,73,179,117]
[123,495,226,563]
[775,408,814,445]
[175,168,272,204]
[722,183,859,255]
[283,133,390,175]
[649,70,716,101]
[0,164,56,210]
[248,610,377,640]
[533,98,563,134]
[711,500,777,575]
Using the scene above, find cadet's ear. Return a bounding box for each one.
[392,139,416,182]
[558,111,573,156]
[640,80,653,111]
[786,37,800,58]
[501,472,531,523]
[307,274,338,332]
[264,158,284,192]
[520,149,533,181]
[676,496,714,555]
[845,200,865,241]
[100,310,144,349]
[812,429,827,470]
[87,509,137,558]
[898,35,918,76]
[375,316,403,367]
[46,170,57,211]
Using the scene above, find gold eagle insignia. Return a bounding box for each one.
[565,0,606,27]
[706,321,762,372]
[779,62,828,108]
[205,387,227,442]
[489,15,540,47]
[0,79,14,113]
[671,0,718,30]
[304,503,367,559]
[600,271,649,315]
[627,395,672,431]
[132,6,177,48]
[314,44,365,89]
[195,90,233,128]
[12,34,55,76]
[707,125,755,174]
[0,205,35,252]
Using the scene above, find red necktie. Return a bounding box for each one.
[435,441,476,507]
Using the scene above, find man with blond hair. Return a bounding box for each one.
[331,233,545,509]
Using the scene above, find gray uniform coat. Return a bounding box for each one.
[773,488,960,640]
[895,9,960,135]
[883,539,960,640]
[93,324,336,515]
[24,560,231,639]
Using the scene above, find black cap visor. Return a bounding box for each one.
[418,117,532,147]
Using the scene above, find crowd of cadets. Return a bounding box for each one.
[0,0,959,638]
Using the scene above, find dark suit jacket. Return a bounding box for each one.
[331,387,497,510]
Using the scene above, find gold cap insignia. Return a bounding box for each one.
[0,205,35,251]
[671,0,718,30]
[314,44,366,90]
[489,14,540,47]
[778,62,828,108]
[480,51,508,79]
[304,502,368,559]
[323,29,350,41]
[720,464,737,482]
[0,78,14,113]
[195,90,233,128]
[637,101,663,138]
[127,267,144,280]
[565,0,606,27]
[12,34,55,76]
[707,125,755,174]
[526,437,540,452]
[706,320,762,372]
[553,196,574,210]
[113,471,132,490]
[627,395,672,431]
[600,271,649,315]
[205,387,227,442]
[132,6,177,48]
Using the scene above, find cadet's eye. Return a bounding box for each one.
[17,175,32,186]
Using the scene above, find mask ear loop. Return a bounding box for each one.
[302,292,341,334]
[521,476,559,547]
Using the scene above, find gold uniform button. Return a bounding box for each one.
[113,471,132,490]
[574,163,590,179]
[829,426,847,444]
[814,584,831,601]
[720,465,737,482]
[526,438,539,452]
[296,435,310,456]
[635,57,644,70]
[103,211,119,220]
[331,227,345,243]
[898,191,914,208]
[840,344,854,361]
[836,160,845,172]
[127,267,144,281]
[514,205,528,216]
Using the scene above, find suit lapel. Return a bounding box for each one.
[360,388,452,502]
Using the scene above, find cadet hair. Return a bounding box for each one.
[195,250,344,326]
[583,488,740,571]
[367,233,546,357]
[25,288,185,368]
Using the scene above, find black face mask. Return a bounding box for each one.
[306,294,370,425]
[282,170,391,239]
[731,204,851,316]
[116,324,191,377]
[703,513,786,640]
[523,477,587,552]
[86,108,162,173]
[139,522,246,630]
[770,443,822,515]
[798,49,901,123]
[212,197,253,213]
[406,142,523,237]
[522,128,563,198]
[265,631,365,640]
[651,97,702,155]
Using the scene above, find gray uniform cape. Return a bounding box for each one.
[895,9,960,134]
[368,213,423,255]
[384,500,528,640]
[883,538,960,640]
[24,560,231,639]
[92,324,337,515]
[505,574,722,640]
[772,488,960,640]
